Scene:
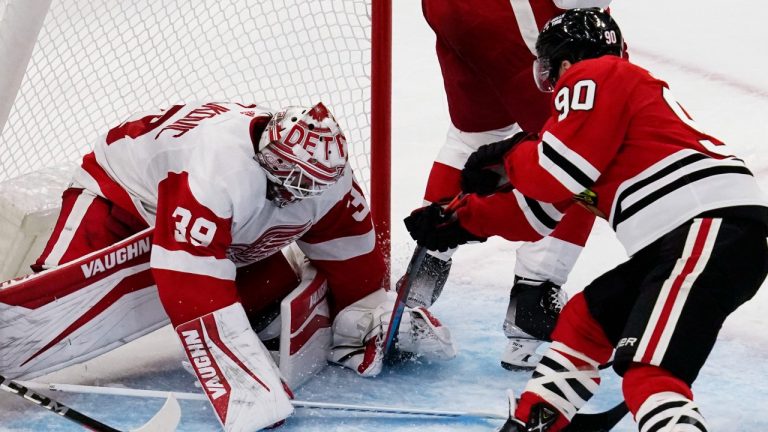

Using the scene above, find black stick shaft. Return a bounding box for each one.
[384,245,428,354]
[0,374,120,432]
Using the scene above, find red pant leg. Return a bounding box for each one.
[33,188,148,272]
[423,0,560,133]
[236,252,300,324]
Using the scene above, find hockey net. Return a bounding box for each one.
[0,0,390,280]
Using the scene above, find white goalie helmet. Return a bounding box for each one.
[255,102,348,206]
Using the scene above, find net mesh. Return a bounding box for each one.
[0,0,374,194]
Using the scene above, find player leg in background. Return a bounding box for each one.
[507,216,768,431]
[406,0,593,369]
[504,206,594,370]
[32,186,148,272]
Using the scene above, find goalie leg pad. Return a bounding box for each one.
[329,289,457,377]
[177,302,293,432]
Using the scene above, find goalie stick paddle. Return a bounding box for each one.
[383,244,428,355]
[0,374,181,432]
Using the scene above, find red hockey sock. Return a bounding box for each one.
[622,363,692,418]
[516,391,571,431]
[550,293,614,363]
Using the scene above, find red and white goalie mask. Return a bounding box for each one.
[256,102,348,206]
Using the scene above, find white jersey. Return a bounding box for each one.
[72,101,382,316]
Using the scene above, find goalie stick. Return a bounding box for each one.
[383,244,428,355]
[19,380,627,429]
[1,374,180,432]
[384,193,469,356]
[564,401,628,432]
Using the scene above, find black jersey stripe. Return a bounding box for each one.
[541,141,596,190]
[524,196,560,229]
[614,153,710,210]
[613,166,753,229]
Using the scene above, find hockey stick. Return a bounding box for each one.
[384,194,469,356]
[383,244,428,354]
[2,375,180,432]
[20,380,625,428]
[20,380,506,420]
[564,401,628,432]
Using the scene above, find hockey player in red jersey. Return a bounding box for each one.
[406,8,768,432]
[408,0,613,369]
[21,102,455,431]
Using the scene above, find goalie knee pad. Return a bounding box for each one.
[635,392,709,432]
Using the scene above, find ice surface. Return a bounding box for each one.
[2,0,767,430]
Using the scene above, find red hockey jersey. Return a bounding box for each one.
[458,56,767,255]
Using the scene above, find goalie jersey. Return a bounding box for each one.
[457,56,768,255]
[71,101,383,322]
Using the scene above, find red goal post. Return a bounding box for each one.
[0,0,391,281]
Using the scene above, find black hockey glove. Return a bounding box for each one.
[404,203,486,252]
[461,131,534,195]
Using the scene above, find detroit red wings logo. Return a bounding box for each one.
[227,222,312,264]
[307,102,331,122]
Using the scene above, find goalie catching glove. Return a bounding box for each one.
[404,203,486,252]
[460,131,533,195]
[329,289,457,377]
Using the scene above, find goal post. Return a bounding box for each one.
[0,0,391,281]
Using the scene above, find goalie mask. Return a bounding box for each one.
[255,102,348,206]
[534,8,623,92]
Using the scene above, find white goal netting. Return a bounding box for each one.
[0,0,376,194]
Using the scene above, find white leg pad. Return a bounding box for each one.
[176,302,294,432]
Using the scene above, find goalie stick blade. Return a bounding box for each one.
[130,393,181,432]
[564,401,629,432]
[383,245,428,355]
[3,375,181,432]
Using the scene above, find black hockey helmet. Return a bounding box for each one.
[534,8,623,92]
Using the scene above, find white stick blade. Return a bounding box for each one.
[131,393,181,432]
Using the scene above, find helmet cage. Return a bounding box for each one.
[255,145,334,201]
